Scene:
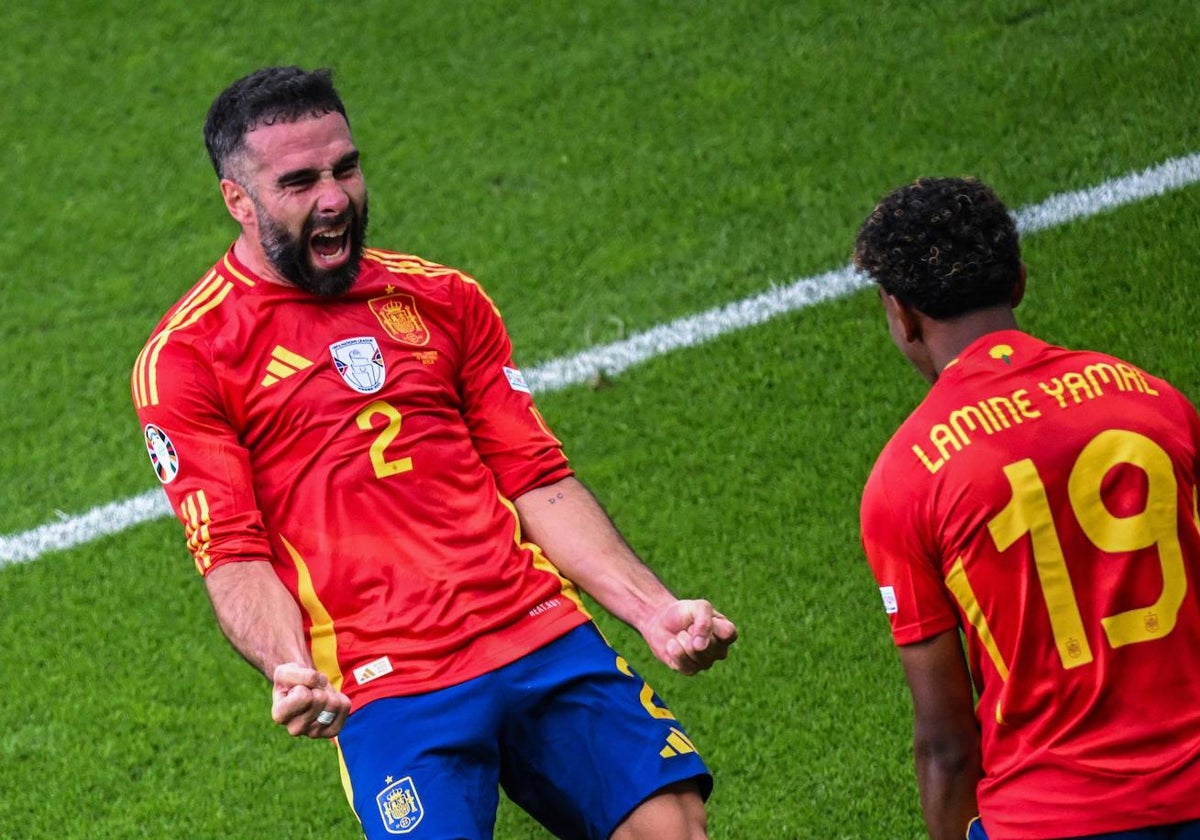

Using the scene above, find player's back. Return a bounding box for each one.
[866,328,1200,837]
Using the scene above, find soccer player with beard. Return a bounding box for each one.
[131,67,737,840]
[855,177,1200,840]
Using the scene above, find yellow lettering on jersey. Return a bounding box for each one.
[1082,362,1120,395]
[912,444,945,475]
[913,389,1039,474]
[986,394,1027,427]
[1038,377,1068,409]
[356,401,414,478]
[1133,366,1159,396]
[1113,364,1142,393]
[1042,364,1159,409]
[946,433,1193,722]
[1012,389,1041,420]
[1062,372,1095,404]
[930,424,964,463]
[948,405,995,441]
[912,360,1161,475]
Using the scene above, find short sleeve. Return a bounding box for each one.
[860,452,960,646]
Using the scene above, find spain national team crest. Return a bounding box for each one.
[143,424,179,484]
[376,776,424,835]
[368,292,431,346]
[330,337,386,394]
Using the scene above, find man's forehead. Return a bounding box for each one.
[241,111,355,172]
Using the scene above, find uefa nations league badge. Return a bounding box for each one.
[376,776,423,834]
[330,336,386,394]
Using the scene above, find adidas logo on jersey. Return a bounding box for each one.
[261,346,314,387]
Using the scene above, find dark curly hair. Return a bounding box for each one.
[853,177,1021,319]
[203,66,348,180]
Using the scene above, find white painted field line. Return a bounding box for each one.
[3,151,1198,568]
[0,490,171,565]
[530,151,1200,392]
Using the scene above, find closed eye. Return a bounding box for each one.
[333,151,362,179]
[278,172,319,190]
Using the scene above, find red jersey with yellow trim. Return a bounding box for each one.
[861,330,1200,838]
[132,246,589,708]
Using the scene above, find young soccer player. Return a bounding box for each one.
[856,176,1200,840]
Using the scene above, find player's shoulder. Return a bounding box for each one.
[863,401,926,505]
[362,248,499,310]
[141,251,260,348]
[362,248,474,284]
[1052,342,1195,407]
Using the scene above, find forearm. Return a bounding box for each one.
[897,631,982,840]
[514,476,674,630]
[204,560,312,679]
[515,476,736,673]
[914,738,982,840]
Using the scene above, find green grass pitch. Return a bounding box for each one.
[0,1,1197,837]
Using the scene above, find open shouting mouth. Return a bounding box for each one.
[310,222,350,268]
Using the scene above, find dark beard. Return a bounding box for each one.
[257,197,369,297]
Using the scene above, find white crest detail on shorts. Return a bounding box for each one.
[330,336,385,394]
[376,775,424,834]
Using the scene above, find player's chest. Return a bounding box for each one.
[215,295,463,430]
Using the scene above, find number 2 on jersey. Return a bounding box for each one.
[983,429,1189,670]
[355,400,413,478]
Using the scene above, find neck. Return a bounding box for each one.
[925,306,1020,376]
[232,234,291,286]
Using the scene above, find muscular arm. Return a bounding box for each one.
[205,560,310,676]
[896,630,983,840]
[205,561,351,736]
[513,476,736,674]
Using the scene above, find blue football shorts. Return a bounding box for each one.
[335,623,712,840]
[968,817,1200,840]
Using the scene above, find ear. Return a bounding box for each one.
[1011,263,1027,309]
[219,178,257,227]
[884,293,924,344]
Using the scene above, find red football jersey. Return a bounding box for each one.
[132,247,589,707]
[862,330,1200,837]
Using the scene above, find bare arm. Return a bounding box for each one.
[896,630,983,840]
[205,561,351,737]
[513,476,736,674]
